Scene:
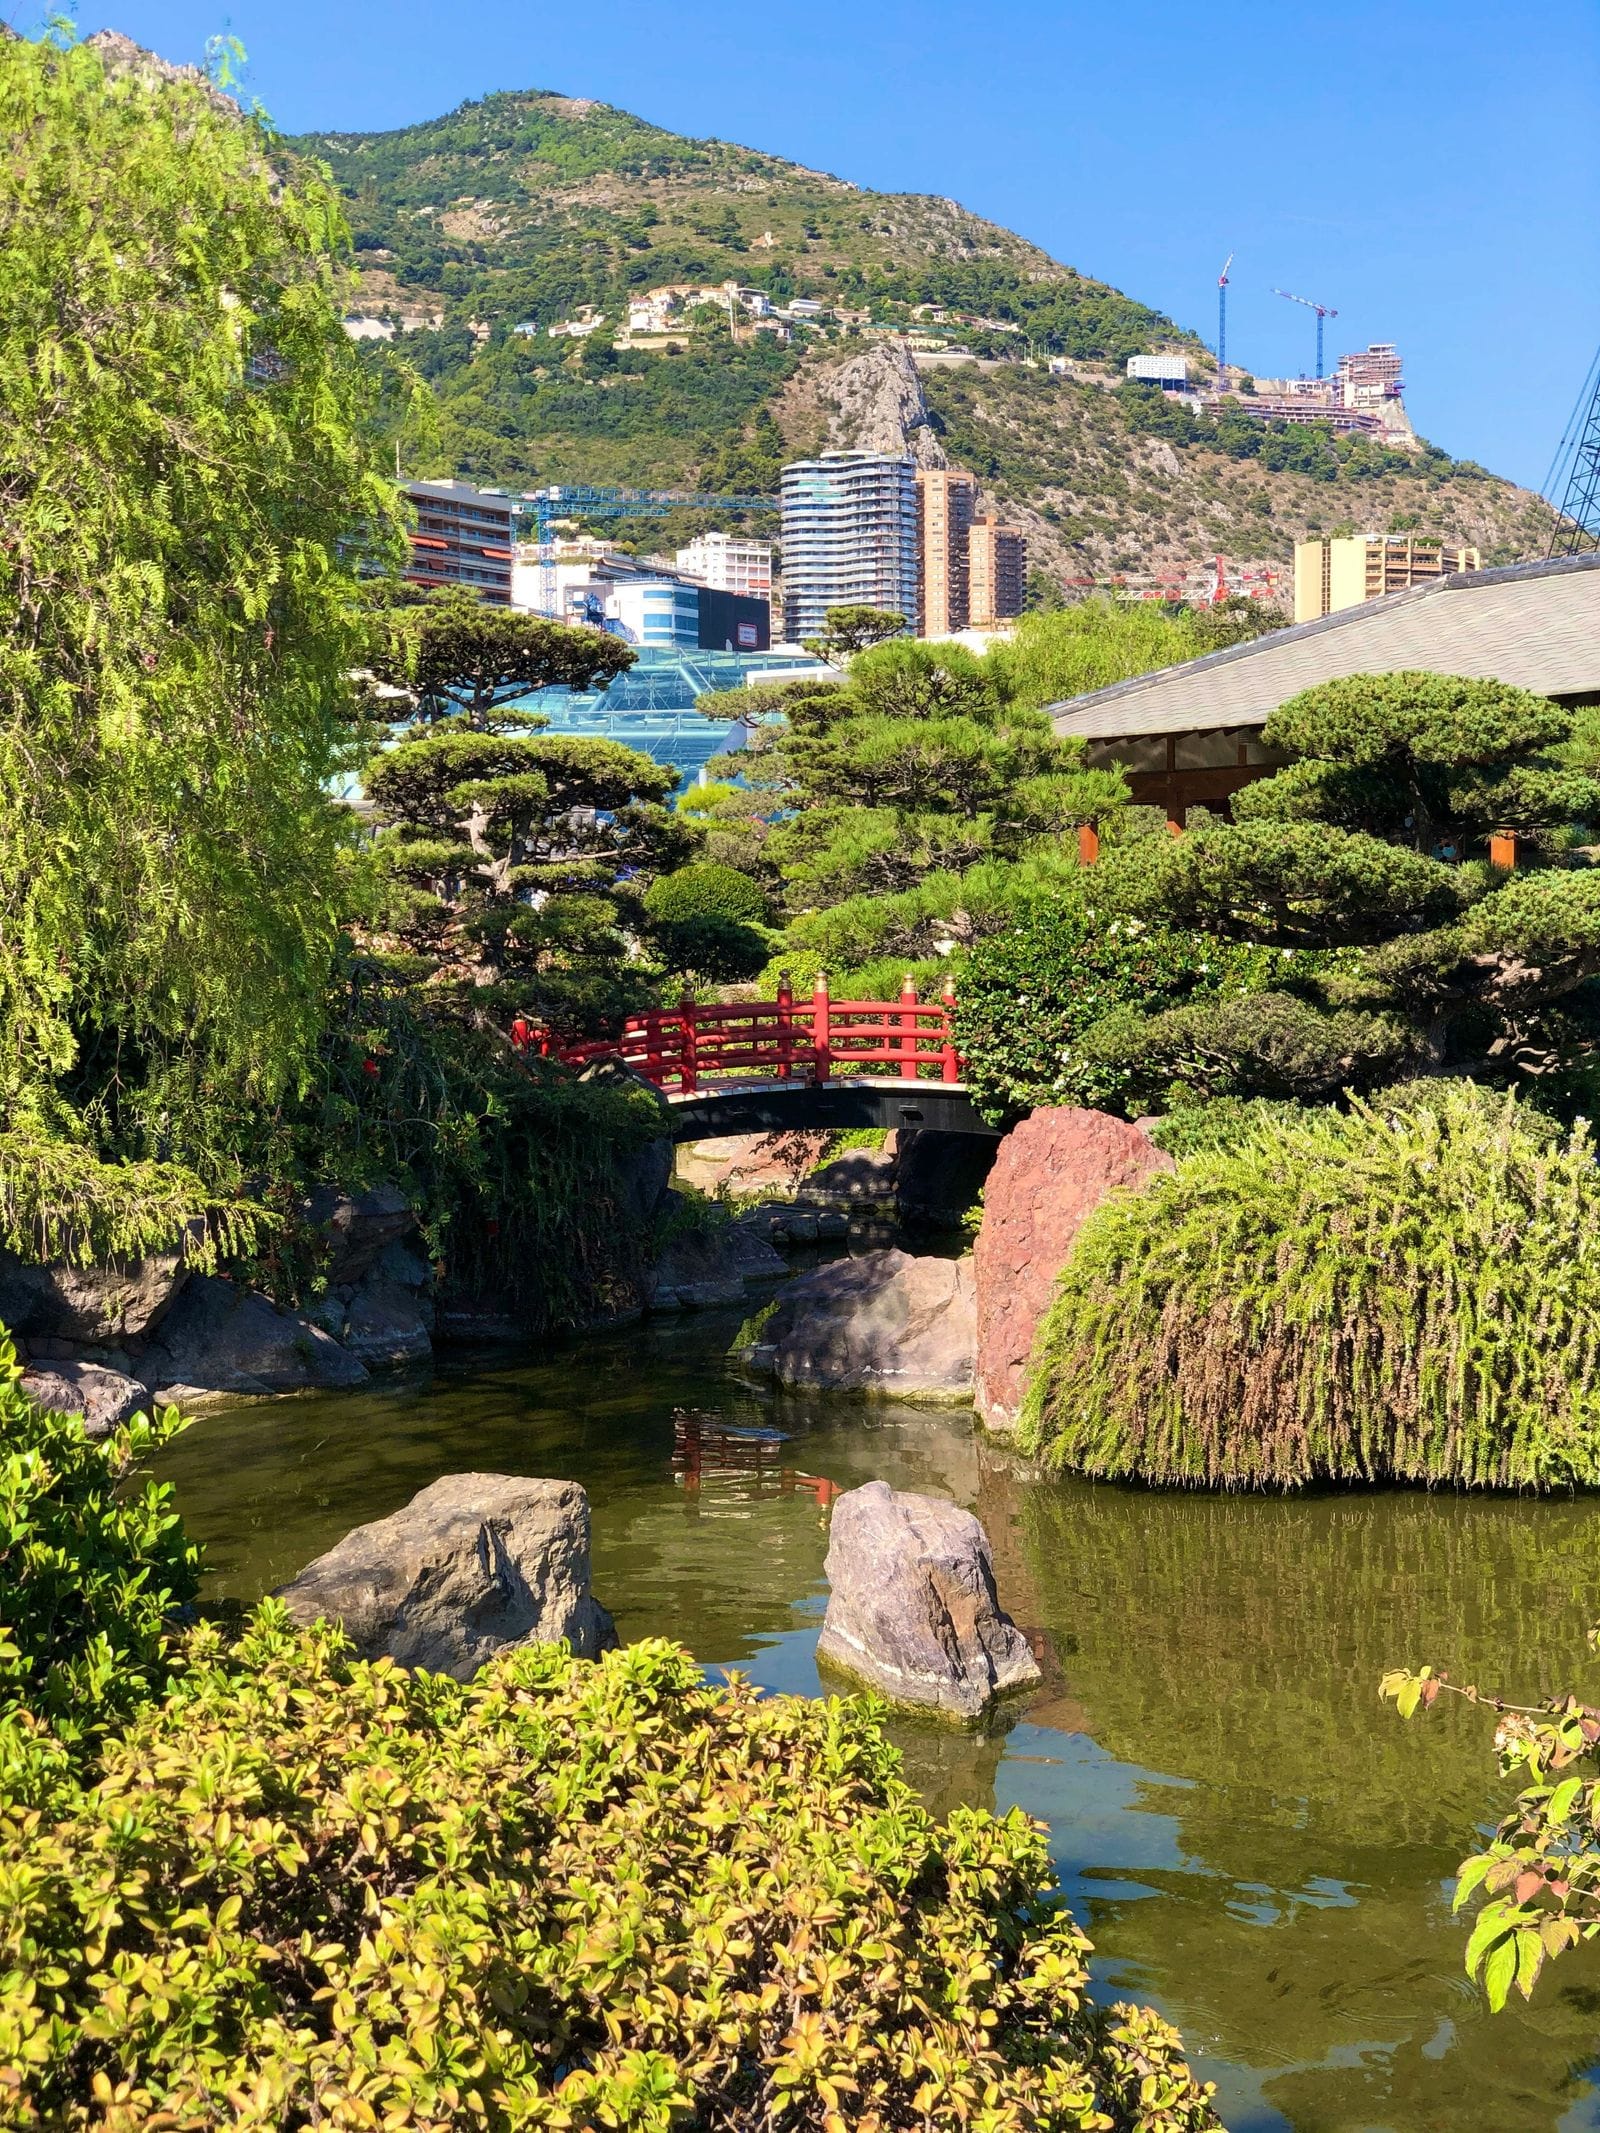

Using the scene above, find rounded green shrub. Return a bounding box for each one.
[1022,1083,1600,1490]
[952,898,1316,1120]
[644,860,768,928]
[0,1613,1219,2131]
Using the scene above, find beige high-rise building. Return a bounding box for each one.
[1293,534,1481,622]
[914,468,978,636]
[969,515,1027,627]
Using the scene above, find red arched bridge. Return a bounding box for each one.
[528,976,998,1141]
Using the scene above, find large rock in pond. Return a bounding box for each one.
[817,1480,1040,1718]
[20,1360,149,1438]
[739,1247,975,1399]
[0,1244,187,1344]
[276,1472,616,1678]
[974,1108,1171,1433]
[142,1273,370,1400]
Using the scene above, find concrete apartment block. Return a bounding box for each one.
[969,515,1027,628]
[915,468,978,637]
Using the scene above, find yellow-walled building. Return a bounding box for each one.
[1293,534,1481,622]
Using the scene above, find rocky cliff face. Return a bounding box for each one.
[819,342,947,467]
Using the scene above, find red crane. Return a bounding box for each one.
[1273,288,1339,379]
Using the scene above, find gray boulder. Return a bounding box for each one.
[0,1244,188,1344]
[20,1360,150,1438]
[276,1472,617,1678]
[312,1241,435,1370]
[817,1479,1041,1719]
[739,1247,975,1399]
[143,1273,369,1400]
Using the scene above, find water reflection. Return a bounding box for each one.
[145,1315,1600,2133]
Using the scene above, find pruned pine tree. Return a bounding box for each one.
[362,594,693,1029]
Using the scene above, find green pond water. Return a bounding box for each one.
[145,1307,1600,2133]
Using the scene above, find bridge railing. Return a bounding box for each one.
[542,974,962,1095]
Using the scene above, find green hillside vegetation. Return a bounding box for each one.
[290,89,1546,578]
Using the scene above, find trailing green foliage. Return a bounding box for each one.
[0,1133,266,1274]
[0,31,403,1123]
[0,1614,1218,2131]
[1022,1084,1600,1490]
[307,983,666,1322]
[0,1340,197,1791]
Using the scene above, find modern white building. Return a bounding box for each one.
[675,530,774,599]
[779,451,919,642]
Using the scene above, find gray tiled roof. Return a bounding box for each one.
[1047,554,1600,742]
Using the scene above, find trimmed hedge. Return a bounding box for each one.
[0,1615,1219,2131]
[1021,1083,1600,1490]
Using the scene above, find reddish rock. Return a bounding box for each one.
[973,1109,1172,1433]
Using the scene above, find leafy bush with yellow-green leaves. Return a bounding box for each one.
[0,1610,1218,2132]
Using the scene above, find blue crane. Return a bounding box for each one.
[1272,288,1339,380]
[513,484,776,616]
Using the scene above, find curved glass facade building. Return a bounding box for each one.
[779,451,918,641]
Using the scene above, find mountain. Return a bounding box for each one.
[292,90,1551,596]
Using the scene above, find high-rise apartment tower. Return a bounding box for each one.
[779,452,919,643]
[914,468,978,636]
[968,515,1027,628]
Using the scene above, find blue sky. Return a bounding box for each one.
[39,0,1600,492]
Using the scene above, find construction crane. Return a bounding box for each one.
[1546,344,1600,557]
[1273,288,1339,379]
[1216,253,1233,387]
[513,483,776,616]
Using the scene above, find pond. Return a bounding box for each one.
[146,1307,1600,2133]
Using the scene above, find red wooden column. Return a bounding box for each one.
[1490,829,1518,870]
[939,976,960,1083]
[899,973,919,1078]
[776,974,793,1082]
[644,1011,664,1088]
[1077,822,1100,866]
[679,991,698,1095]
[811,974,831,1084]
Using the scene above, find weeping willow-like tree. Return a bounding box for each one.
[0,30,403,1137]
[1020,1084,1600,1490]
